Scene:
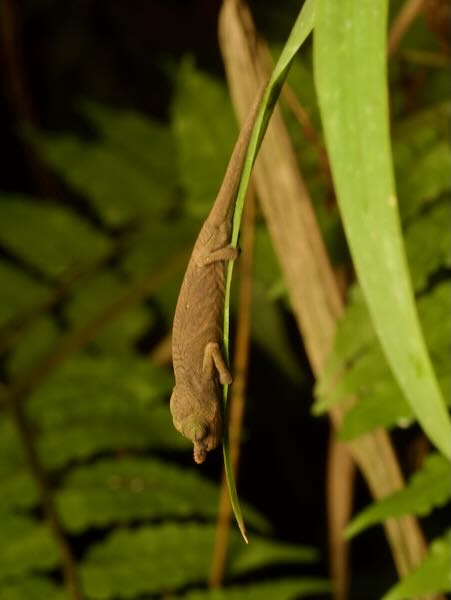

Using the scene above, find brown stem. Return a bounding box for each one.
[1,384,82,600]
[209,189,256,588]
[398,48,450,68]
[388,0,425,56]
[327,435,355,600]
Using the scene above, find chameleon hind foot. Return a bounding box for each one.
[196,244,239,267]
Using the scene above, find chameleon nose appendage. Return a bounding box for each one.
[193,422,209,464]
[193,443,207,464]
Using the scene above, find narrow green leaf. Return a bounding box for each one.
[345,453,451,539]
[222,0,315,544]
[314,0,451,457]
[221,423,248,543]
[381,531,451,600]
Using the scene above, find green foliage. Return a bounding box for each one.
[315,282,450,440]
[0,260,48,328]
[64,271,154,354]
[311,2,450,597]
[171,58,238,217]
[28,131,175,228]
[405,199,451,292]
[81,524,317,599]
[6,317,60,376]
[183,578,331,600]
[0,49,326,600]
[314,170,450,434]
[56,457,270,533]
[0,196,109,278]
[80,100,178,197]
[345,454,451,539]
[381,532,451,600]
[0,516,59,581]
[221,0,315,543]
[26,356,188,468]
[314,0,450,458]
[0,576,69,600]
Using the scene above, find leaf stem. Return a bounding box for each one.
[220,0,315,542]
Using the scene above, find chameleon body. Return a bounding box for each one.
[170,89,262,464]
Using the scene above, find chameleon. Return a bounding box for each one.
[170,87,263,464]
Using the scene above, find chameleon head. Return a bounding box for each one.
[169,383,222,463]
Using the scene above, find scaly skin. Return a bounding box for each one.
[170,88,263,463]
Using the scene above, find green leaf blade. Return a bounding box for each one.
[222,0,315,543]
[314,0,451,457]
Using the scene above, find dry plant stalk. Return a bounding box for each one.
[326,435,355,600]
[388,0,425,55]
[218,0,428,589]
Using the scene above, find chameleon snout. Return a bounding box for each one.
[187,420,210,464]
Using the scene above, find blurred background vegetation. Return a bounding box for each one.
[0,1,449,600]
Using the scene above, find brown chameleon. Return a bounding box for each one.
[170,88,263,464]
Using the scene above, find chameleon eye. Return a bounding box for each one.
[194,422,209,442]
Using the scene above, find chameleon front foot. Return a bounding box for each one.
[203,341,232,384]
